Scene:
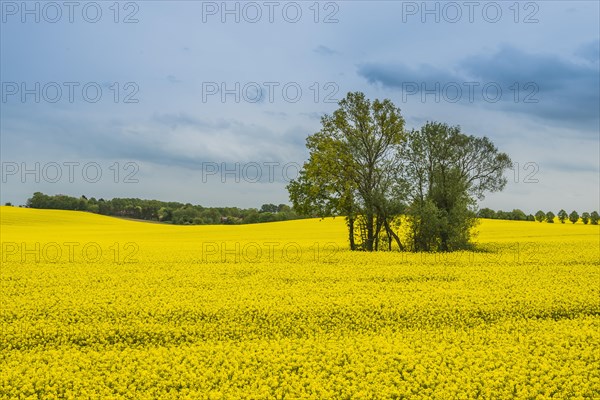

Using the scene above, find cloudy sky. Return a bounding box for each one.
[1,1,599,213]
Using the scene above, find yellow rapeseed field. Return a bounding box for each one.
[1,206,599,399]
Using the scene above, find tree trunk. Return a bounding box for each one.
[366,213,374,251]
[384,218,404,251]
[348,217,355,251]
[374,215,383,251]
[440,231,449,252]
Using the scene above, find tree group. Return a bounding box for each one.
[537,209,598,224]
[288,92,512,252]
[476,208,535,221]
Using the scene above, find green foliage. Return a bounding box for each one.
[400,122,510,251]
[535,210,546,222]
[568,210,579,224]
[510,209,527,220]
[25,193,301,225]
[288,91,406,251]
[581,212,590,225]
[590,211,599,225]
[172,207,200,225]
[546,211,555,223]
[477,208,496,219]
[289,93,512,252]
[260,204,278,213]
[557,209,568,223]
[478,209,530,221]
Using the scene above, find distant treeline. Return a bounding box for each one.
[476,208,535,221]
[24,192,304,225]
[477,207,599,224]
[14,192,599,226]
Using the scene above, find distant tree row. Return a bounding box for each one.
[476,208,535,221]
[24,192,302,225]
[476,208,599,224]
[534,209,599,224]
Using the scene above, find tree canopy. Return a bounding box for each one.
[288,92,513,252]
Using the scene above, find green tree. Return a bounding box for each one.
[581,212,590,224]
[288,133,359,248]
[400,122,511,251]
[199,209,221,224]
[27,192,50,208]
[277,204,291,213]
[260,204,278,213]
[535,210,545,222]
[568,210,579,224]
[157,207,173,222]
[288,92,405,251]
[477,208,496,219]
[590,211,599,225]
[172,207,200,224]
[545,211,555,223]
[244,210,260,224]
[557,209,568,223]
[290,96,511,252]
[510,209,527,221]
[496,210,510,220]
[258,212,276,223]
[77,196,88,211]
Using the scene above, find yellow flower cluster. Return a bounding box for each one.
[1,207,598,399]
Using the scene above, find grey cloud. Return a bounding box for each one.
[358,45,599,132]
[575,40,600,64]
[314,45,338,56]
